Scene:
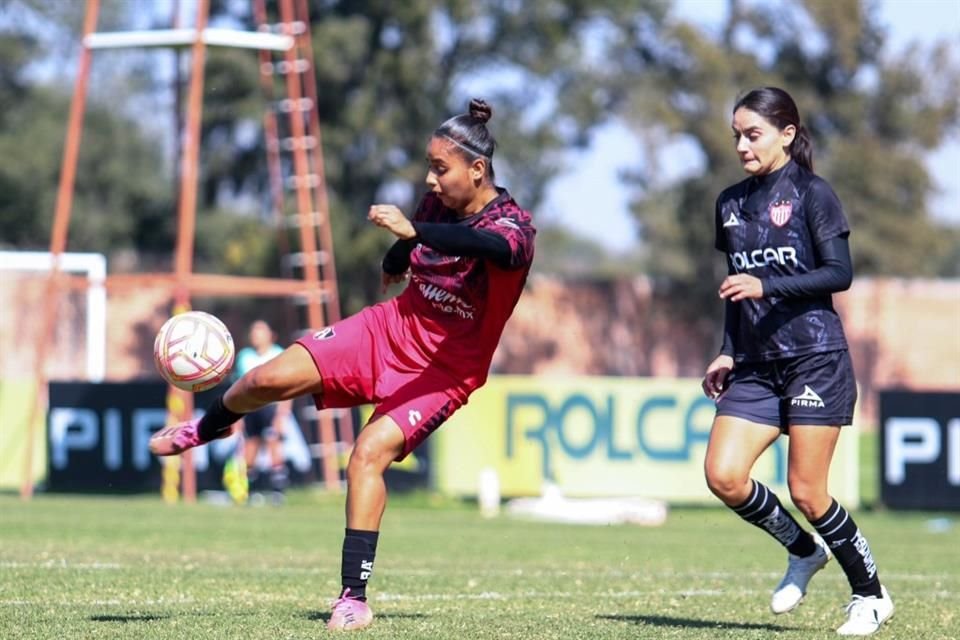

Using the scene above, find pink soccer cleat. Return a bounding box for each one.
[327,588,373,631]
[149,419,230,457]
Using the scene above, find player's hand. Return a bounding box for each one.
[702,354,733,399]
[381,270,409,294]
[718,274,763,301]
[368,204,416,240]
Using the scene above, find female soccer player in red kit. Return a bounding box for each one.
[150,99,535,631]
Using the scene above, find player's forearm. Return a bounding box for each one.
[720,300,737,356]
[382,239,416,275]
[762,236,853,298]
[412,222,511,267]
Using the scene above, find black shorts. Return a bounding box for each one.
[243,404,278,439]
[715,350,857,430]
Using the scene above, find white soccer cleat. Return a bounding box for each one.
[836,585,894,636]
[770,534,831,614]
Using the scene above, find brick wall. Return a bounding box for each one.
[3,274,957,427]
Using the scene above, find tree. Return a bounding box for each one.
[0,1,174,256]
[619,0,960,346]
[196,0,671,310]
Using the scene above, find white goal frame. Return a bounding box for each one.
[1,251,106,381]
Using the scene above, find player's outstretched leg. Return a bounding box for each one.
[327,588,374,632]
[150,345,322,456]
[149,397,241,456]
[771,533,831,614]
[837,585,894,636]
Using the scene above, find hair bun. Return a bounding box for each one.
[468,98,492,124]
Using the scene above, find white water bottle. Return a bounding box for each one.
[478,467,500,518]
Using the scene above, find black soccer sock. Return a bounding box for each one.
[340,528,379,602]
[810,499,882,597]
[730,480,818,557]
[269,466,288,493]
[197,395,245,441]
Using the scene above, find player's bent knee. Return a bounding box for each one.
[347,441,392,479]
[788,481,828,520]
[704,465,749,502]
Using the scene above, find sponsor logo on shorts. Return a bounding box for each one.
[791,385,825,408]
[312,327,336,341]
[408,409,422,426]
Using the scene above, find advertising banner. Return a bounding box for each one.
[880,390,960,510]
[433,375,859,506]
[46,381,314,493]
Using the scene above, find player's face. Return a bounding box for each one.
[425,137,486,212]
[249,321,272,349]
[731,108,795,176]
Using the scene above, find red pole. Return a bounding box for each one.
[293,0,354,448]
[278,0,323,331]
[279,0,340,491]
[294,0,343,325]
[22,0,102,500]
[172,0,211,504]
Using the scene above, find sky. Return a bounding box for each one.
[542,0,960,252]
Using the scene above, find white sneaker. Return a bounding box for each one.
[770,534,832,614]
[837,585,894,636]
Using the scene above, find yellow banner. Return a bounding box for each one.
[433,375,859,506]
[0,380,45,490]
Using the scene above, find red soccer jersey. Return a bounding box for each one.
[387,189,535,389]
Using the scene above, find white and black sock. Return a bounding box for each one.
[731,480,817,557]
[810,499,882,597]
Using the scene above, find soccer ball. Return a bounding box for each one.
[153,311,235,392]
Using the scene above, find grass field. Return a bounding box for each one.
[2,488,958,640]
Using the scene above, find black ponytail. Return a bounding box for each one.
[791,123,814,172]
[734,87,814,172]
[433,98,497,179]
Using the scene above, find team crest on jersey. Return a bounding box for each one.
[312,327,335,341]
[769,200,793,227]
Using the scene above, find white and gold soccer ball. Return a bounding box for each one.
[153,311,235,392]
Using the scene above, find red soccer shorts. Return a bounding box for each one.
[295,302,470,460]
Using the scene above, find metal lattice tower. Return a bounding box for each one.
[24,0,349,500]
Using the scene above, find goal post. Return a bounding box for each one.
[0,251,106,382]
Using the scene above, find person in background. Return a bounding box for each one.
[234,319,291,504]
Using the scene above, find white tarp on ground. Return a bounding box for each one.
[505,484,667,526]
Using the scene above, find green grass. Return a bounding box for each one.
[1,490,958,639]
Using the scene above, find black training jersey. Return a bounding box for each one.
[715,160,850,362]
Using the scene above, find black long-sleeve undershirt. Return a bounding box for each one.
[762,235,853,298]
[720,299,739,357]
[381,222,512,274]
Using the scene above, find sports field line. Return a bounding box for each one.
[0,561,954,584]
[2,587,957,608]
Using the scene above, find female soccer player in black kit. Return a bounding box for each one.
[701,87,893,636]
